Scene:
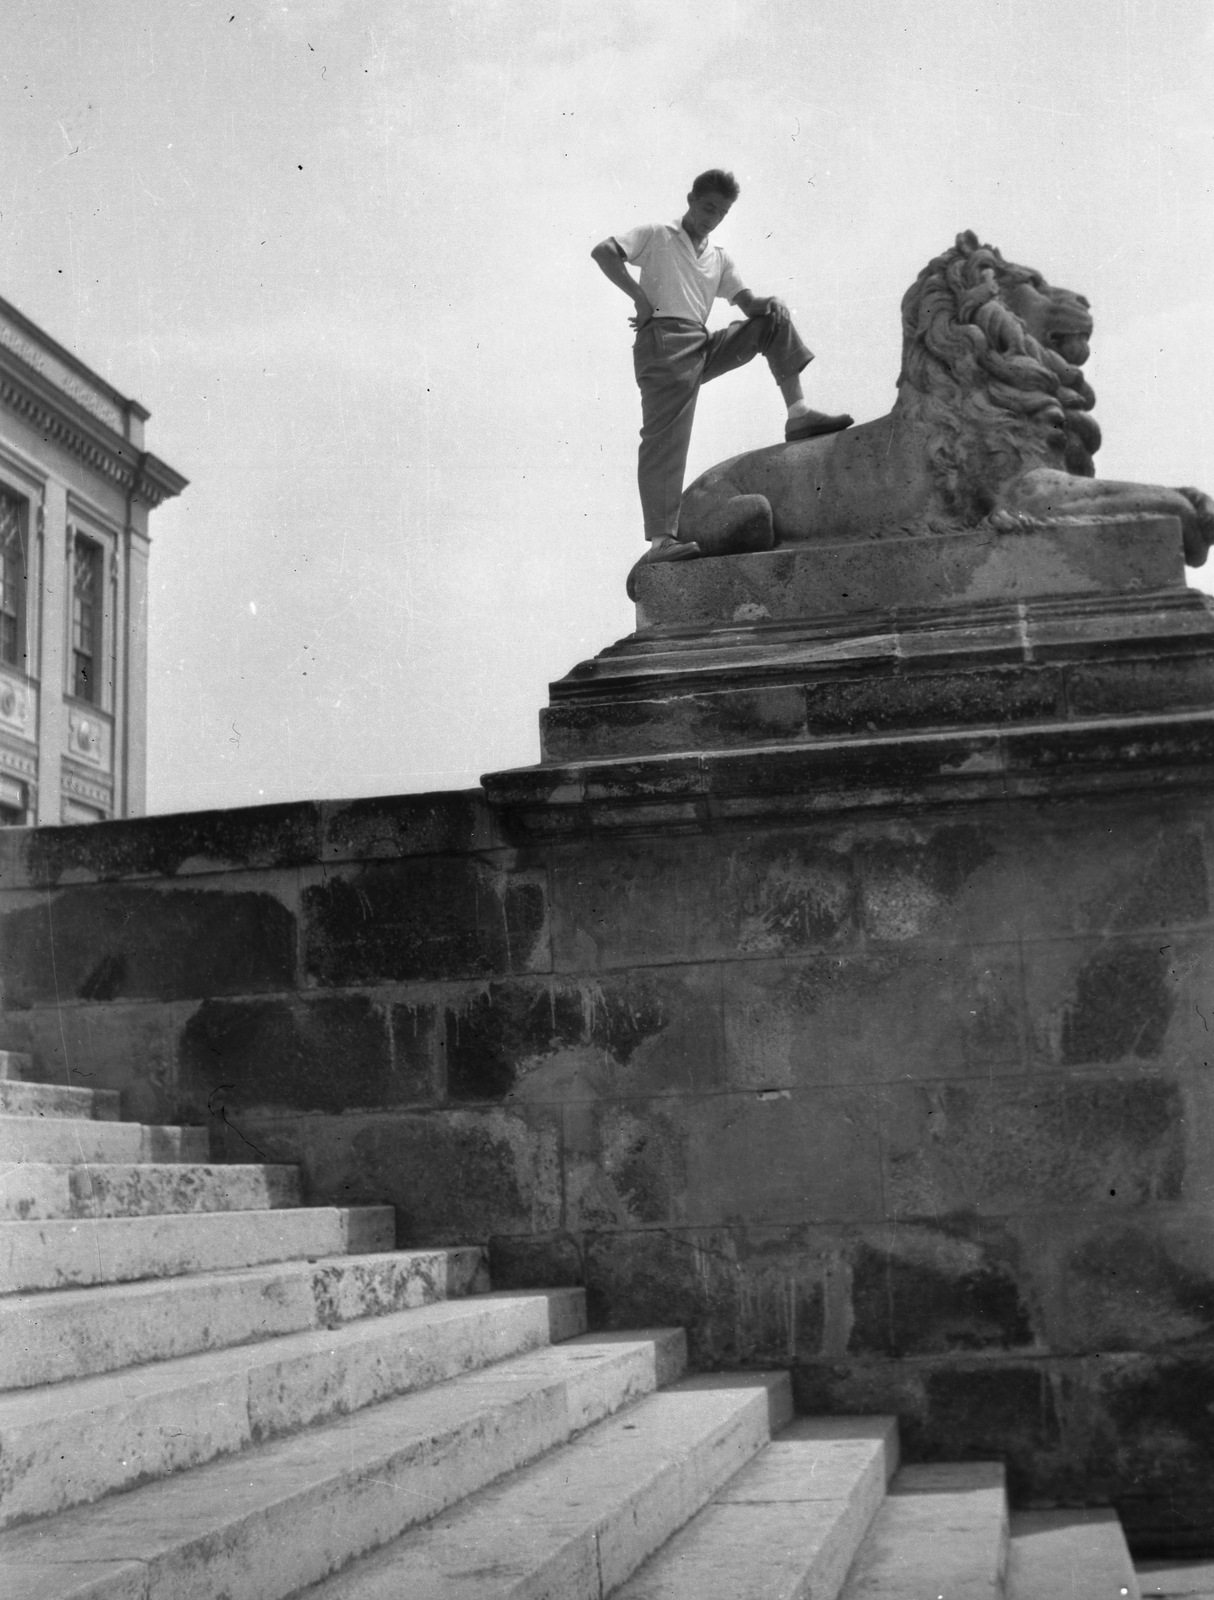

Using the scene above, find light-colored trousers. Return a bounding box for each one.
[632,312,812,541]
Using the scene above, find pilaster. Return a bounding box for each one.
[34,480,66,825]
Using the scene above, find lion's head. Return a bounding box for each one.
[898,231,1100,523]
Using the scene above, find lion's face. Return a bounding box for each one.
[999,274,1092,368]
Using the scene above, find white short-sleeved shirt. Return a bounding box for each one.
[612,221,746,325]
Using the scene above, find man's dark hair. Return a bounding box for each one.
[690,168,740,201]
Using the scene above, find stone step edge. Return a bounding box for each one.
[0,1204,395,1293]
[1008,1509,1141,1600]
[0,1052,34,1082]
[0,1328,690,1600]
[0,1247,491,1390]
[0,1116,209,1164]
[296,1370,793,1600]
[613,1415,899,1600]
[838,1461,1008,1600]
[0,1081,122,1120]
[0,1160,303,1221]
[0,1288,589,1528]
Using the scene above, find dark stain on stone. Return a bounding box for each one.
[444,980,668,1103]
[1061,945,1173,1063]
[914,1364,1063,1497]
[850,1241,1034,1357]
[1067,1227,1214,1342]
[303,859,547,985]
[583,1227,825,1365]
[1111,833,1209,932]
[1061,1078,1185,1201]
[489,1231,585,1289]
[78,952,128,1002]
[348,1113,540,1243]
[179,995,393,1114]
[722,836,858,954]
[1104,1354,1214,1553]
[16,803,321,887]
[320,790,497,861]
[1,886,297,1005]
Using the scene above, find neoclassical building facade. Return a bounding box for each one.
[0,295,185,825]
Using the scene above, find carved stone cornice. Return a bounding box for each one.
[0,297,187,507]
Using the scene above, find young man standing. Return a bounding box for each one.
[592,169,852,578]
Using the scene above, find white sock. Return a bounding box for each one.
[787,398,810,419]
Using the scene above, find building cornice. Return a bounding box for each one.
[0,297,187,507]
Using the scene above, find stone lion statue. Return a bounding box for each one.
[676,230,1214,567]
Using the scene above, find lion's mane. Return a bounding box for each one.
[898,231,1101,525]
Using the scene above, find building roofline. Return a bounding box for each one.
[0,296,187,506]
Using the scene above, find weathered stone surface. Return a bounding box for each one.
[550,834,722,971]
[0,1332,687,1600]
[563,1089,884,1231]
[178,994,399,1116]
[541,682,810,764]
[1024,933,1214,1070]
[722,945,1022,1088]
[0,1248,490,1389]
[835,1462,1008,1600]
[1044,1209,1214,1353]
[635,522,1185,630]
[0,1161,300,1221]
[582,1228,828,1368]
[5,998,193,1131]
[880,1077,1187,1217]
[319,790,503,862]
[791,1342,1214,1552]
[1067,655,1214,719]
[550,829,860,973]
[0,1292,584,1527]
[0,800,323,888]
[302,858,549,984]
[803,664,1066,736]
[239,1106,563,1243]
[611,1417,897,1600]
[0,1079,121,1120]
[440,968,726,1105]
[848,1230,1034,1357]
[0,1205,394,1292]
[0,882,297,1005]
[856,817,1006,943]
[1008,1510,1139,1600]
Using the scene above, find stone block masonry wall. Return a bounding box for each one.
[2,785,1214,1551]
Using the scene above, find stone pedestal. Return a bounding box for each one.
[483,517,1214,829]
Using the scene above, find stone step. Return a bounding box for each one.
[1138,1558,1214,1598]
[0,1246,489,1390]
[0,1079,122,1120]
[0,1160,302,1221]
[0,1050,34,1081]
[1,1327,688,1600]
[612,1416,898,1600]
[0,1288,586,1528]
[0,1204,395,1293]
[295,1370,792,1600]
[836,1462,1008,1599]
[1008,1510,1140,1598]
[0,1114,209,1164]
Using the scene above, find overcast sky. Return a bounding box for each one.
[3,0,1212,813]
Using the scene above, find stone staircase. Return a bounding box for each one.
[0,1050,1144,1599]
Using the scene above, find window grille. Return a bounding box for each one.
[72,536,101,702]
[0,491,24,668]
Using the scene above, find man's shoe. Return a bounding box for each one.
[785,409,854,441]
[626,538,702,600]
